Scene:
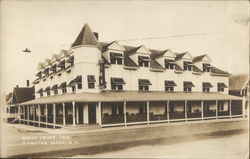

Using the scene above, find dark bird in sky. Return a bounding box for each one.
[23,48,31,53]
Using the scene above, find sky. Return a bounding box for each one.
[0,0,249,94]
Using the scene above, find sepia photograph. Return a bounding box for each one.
[0,0,249,158]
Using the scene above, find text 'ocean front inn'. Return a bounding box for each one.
[13,24,245,128]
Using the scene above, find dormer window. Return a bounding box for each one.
[183,61,193,71]
[57,60,65,71]
[139,79,152,91]
[110,52,123,65]
[42,68,49,77]
[111,78,125,90]
[49,64,57,74]
[165,59,175,69]
[203,63,211,72]
[138,56,150,67]
[66,56,74,67]
[202,82,213,92]
[184,81,194,92]
[36,71,42,78]
[217,83,227,92]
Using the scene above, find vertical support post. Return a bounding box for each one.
[45,104,48,128]
[32,105,35,126]
[98,102,102,126]
[242,99,245,118]
[62,103,66,126]
[38,105,41,126]
[216,100,218,119]
[53,104,56,129]
[72,101,76,126]
[76,105,79,124]
[185,100,187,122]
[201,100,204,120]
[167,101,170,123]
[124,101,127,127]
[229,100,232,118]
[18,106,21,124]
[147,101,149,125]
[27,106,30,125]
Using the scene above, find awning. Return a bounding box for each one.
[139,79,152,86]
[68,76,82,87]
[36,88,43,93]
[57,60,65,67]
[218,83,228,88]
[51,84,58,90]
[184,61,193,66]
[59,82,67,89]
[88,75,96,83]
[111,78,125,85]
[138,56,150,61]
[36,71,42,77]
[184,81,195,87]
[165,59,175,64]
[19,91,243,105]
[49,64,57,71]
[203,63,212,68]
[165,81,177,87]
[44,86,50,92]
[42,68,49,74]
[66,56,74,63]
[203,82,213,88]
[110,52,124,59]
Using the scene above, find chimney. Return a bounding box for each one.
[93,32,99,40]
[27,80,30,87]
[16,85,19,88]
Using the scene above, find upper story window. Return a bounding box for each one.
[49,64,57,74]
[183,61,193,71]
[111,78,125,91]
[165,59,175,69]
[138,79,152,91]
[203,63,211,72]
[202,82,213,92]
[44,86,50,96]
[59,82,67,94]
[110,52,123,65]
[51,84,58,95]
[183,81,194,92]
[37,88,43,97]
[42,68,49,77]
[217,83,227,92]
[57,60,65,71]
[88,75,96,89]
[66,56,74,67]
[138,56,150,67]
[165,81,177,92]
[68,76,82,91]
[36,71,42,79]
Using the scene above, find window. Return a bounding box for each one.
[111,103,123,116]
[57,60,65,71]
[110,52,123,65]
[40,92,43,97]
[72,86,76,93]
[217,83,227,92]
[218,101,224,111]
[37,88,43,97]
[165,81,177,92]
[88,75,96,89]
[183,81,194,92]
[66,56,74,67]
[51,84,58,95]
[54,89,58,95]
[202,82,213,92]
[62,88,67,94]
[43,68,49,77]
[59,82,67,94]
[139,79,152,91]
[47,91,50,96]
[36,71,42,78]
[165,59,175,69]
[183,61,193,71]
[111,78,125,90]
[138,56,150,67]
[49,65,57,74]
[68,76,82,90]
[203,63,211,72]
[44,86,50,96]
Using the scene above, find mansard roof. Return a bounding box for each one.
[72,23,99,47]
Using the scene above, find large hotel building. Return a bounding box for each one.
[16,24,243,128]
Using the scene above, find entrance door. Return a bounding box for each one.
[88,104,96,124]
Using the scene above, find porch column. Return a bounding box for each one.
[76,105,79,124]
[185,100,187,122]
[124,101,127,127]
[38,105,41,127]
[167,101,170,123]
[216,100,218,119]
[229,100,232,118]
[98,102,102,126]
[147,101,149,125]
[27,106,30,125]
[45,104,48,128]
[242,99,245,118]
[53,104,56,129]
[32,105,35,126]
[72,101,76,126]
[18,106,21,124]
[201,100,204,120]
[62,103,66,126]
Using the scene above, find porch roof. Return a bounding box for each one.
[19,91,242,105]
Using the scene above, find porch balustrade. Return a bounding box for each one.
[127,113,147,123]
[102,115,124,124]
